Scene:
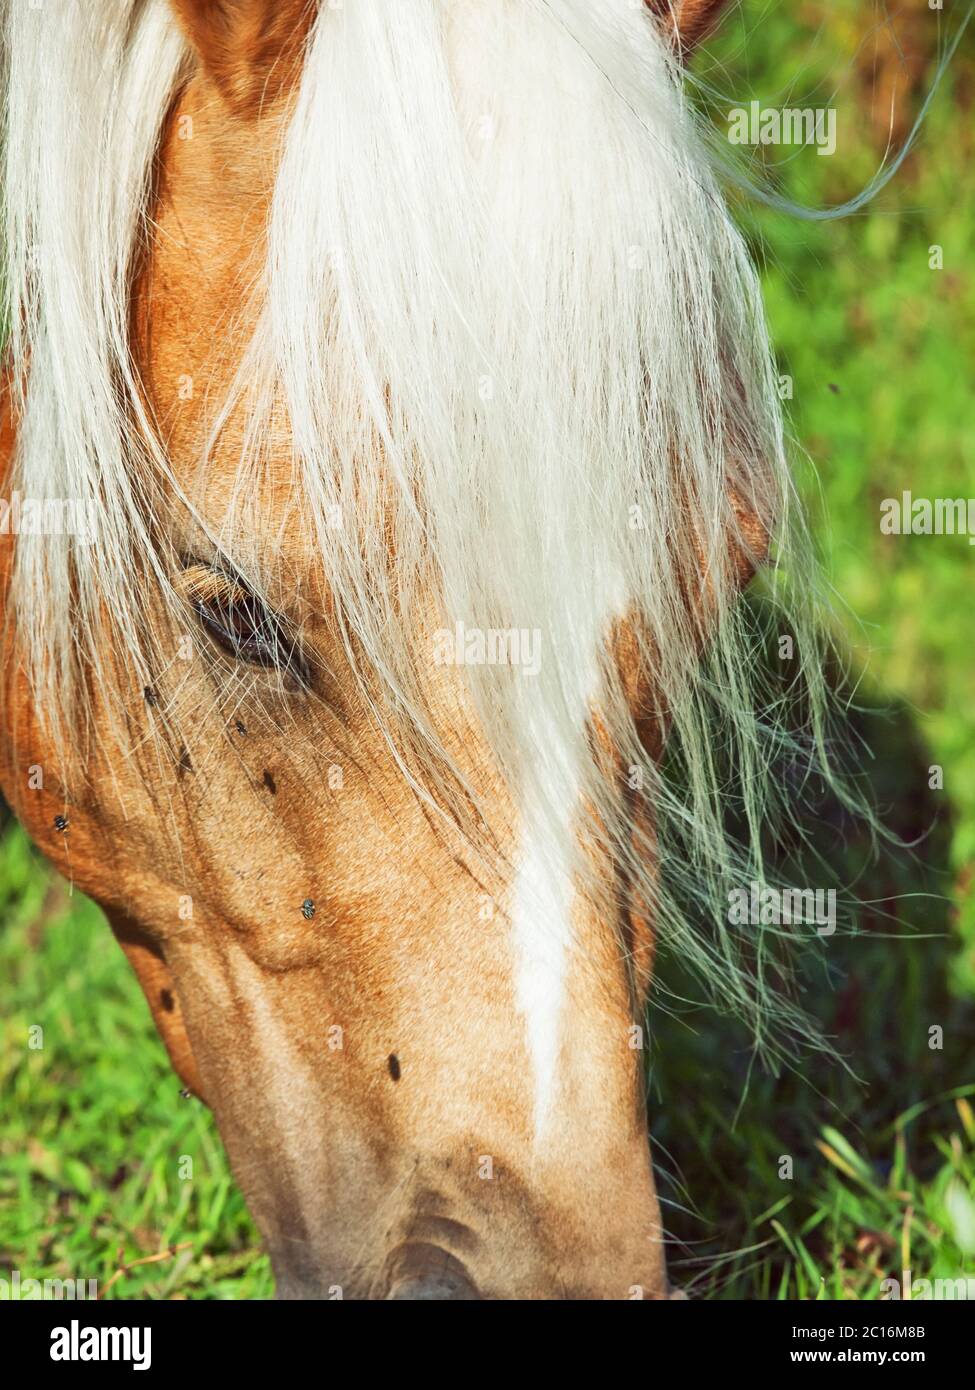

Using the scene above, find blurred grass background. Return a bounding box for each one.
[1,0,973,1298]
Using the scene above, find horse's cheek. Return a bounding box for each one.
[108,906,209,1103]
[0,605,207,1105]
[0,539,40,838]
[0,403,49,846]
[0,609,126,913]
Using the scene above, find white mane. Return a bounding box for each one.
[2,0,843,1056]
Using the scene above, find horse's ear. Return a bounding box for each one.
[645,0,730,55]
[169,0,317,117]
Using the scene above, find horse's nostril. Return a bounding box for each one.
[387,1270,479,1301]
[384,1243,479,1300]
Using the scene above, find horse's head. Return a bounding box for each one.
[0,0,797,1300]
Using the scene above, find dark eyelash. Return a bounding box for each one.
[184,563,308,684]
[193,595,286,669]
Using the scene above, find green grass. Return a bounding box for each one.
[652,0,975,1299]
[0,827,272,1300]
[670,1102,975,1301]
[650,677,975,1298]
[2,1,974,1299]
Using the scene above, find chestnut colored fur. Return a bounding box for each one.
[169,0,317,115]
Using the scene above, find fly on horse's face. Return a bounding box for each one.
[0,0,789,1299]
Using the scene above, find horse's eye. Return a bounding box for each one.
[182,565,306,680]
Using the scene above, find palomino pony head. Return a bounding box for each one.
[1,0,832,1298]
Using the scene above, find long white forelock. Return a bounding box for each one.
[3,0,189,736]
[4,0,835,1058]
[263,0,776,753]
[259,0,794,994]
